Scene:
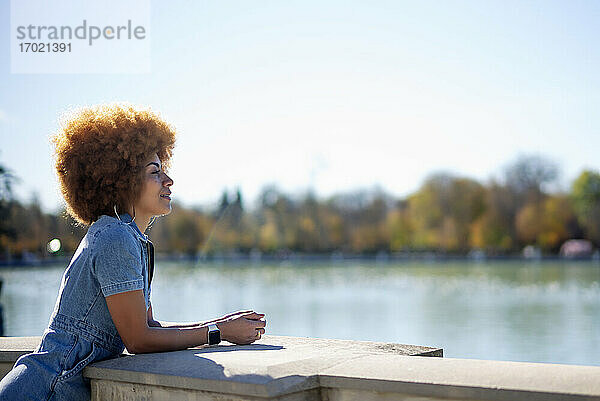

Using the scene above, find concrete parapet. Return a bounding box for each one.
[0,336,41,379]
[1,335,599,400]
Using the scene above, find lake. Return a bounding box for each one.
[0,260,598,366]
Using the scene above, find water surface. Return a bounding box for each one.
[1,260,598,366]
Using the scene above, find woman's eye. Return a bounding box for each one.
[152,171,160,175]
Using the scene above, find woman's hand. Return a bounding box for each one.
[216,311,266,345]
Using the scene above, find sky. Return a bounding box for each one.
[0,0,599,214]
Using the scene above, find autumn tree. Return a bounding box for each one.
[470,182,518,252]
[408,173,484,252]
[571,170,600,246]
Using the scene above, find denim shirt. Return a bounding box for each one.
[0,212,152,400]
[48,212,152,353]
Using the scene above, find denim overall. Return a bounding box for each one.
[0,213,154,400]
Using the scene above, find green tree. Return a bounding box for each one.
[157,203,207,255]
[329,188,391,253]
[537,195,578,251]
[470,181,518,252]
[0,160,20,250]
[386,200,413,251]
[255,185,297,252]
[408,173,484,251]
[571,170,600,246]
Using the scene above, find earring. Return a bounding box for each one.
[114,204,136,224]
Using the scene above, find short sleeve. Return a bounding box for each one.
[92,224,144,297]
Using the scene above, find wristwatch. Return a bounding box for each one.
[207,323,221,345]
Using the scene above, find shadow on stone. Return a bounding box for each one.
[193,343,285,354]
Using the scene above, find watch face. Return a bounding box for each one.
[208,329,221,345]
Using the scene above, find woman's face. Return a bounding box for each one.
[135,153,174,217]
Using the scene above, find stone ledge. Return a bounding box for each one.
[3,335,599,400]
[83,335,441,398]
[82,335,600,401]
[0,336,41,362]
[319,354,600,401]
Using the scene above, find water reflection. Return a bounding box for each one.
[0,261,598,366]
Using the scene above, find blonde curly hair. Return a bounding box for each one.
[51,103,176,226]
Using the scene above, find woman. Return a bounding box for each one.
[0,103,266,400]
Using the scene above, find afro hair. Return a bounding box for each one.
[50,102,176,226]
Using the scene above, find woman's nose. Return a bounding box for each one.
[163,173,173,186]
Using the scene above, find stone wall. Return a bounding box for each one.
[1,335,599,400]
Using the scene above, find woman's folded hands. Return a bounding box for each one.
[213,310,267,345]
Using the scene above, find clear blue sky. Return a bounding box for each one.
[1,0,599,213]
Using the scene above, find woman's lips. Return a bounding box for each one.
[160,194,171,200]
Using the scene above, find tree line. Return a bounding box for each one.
[1,154,599,260]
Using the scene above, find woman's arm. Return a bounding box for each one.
[147,304,258,329]
[106,290,266,354]
[146,303,202,328]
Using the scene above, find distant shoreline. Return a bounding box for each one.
[1,251,599,268]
